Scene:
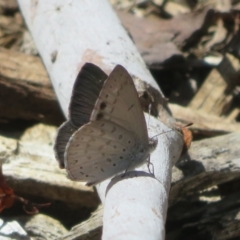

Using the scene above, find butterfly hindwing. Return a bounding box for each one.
[65,120,141,185]
[54,122,78,168]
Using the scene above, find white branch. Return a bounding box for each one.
[17,0,183,239]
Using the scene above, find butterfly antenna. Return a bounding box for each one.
[150,129,174,140]
[150,123,193,140]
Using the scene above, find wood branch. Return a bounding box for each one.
[170,132,240,205]
[2,123,99,208]
[17,0,183,239]
[0,0,18,14]
[0,12,23,49]
[170,103,240,135]
[0,214,68,239]
[167,192,240,239]
[0,47,64,125]
[22,214,68,239]
[189,54,240,116]
[62,205,103,240]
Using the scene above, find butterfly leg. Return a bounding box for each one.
[147,156,155,176]
[121,160,134,179]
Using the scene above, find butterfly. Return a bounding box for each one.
[54,63,157,186]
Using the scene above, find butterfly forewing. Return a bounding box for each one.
[90,65,149,146]
[65,120,144,185]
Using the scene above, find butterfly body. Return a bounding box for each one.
[55,63,157,186]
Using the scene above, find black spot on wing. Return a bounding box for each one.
[96,113,104,120]
[100,102,107,110]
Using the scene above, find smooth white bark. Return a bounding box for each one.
[17,0,183,239]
